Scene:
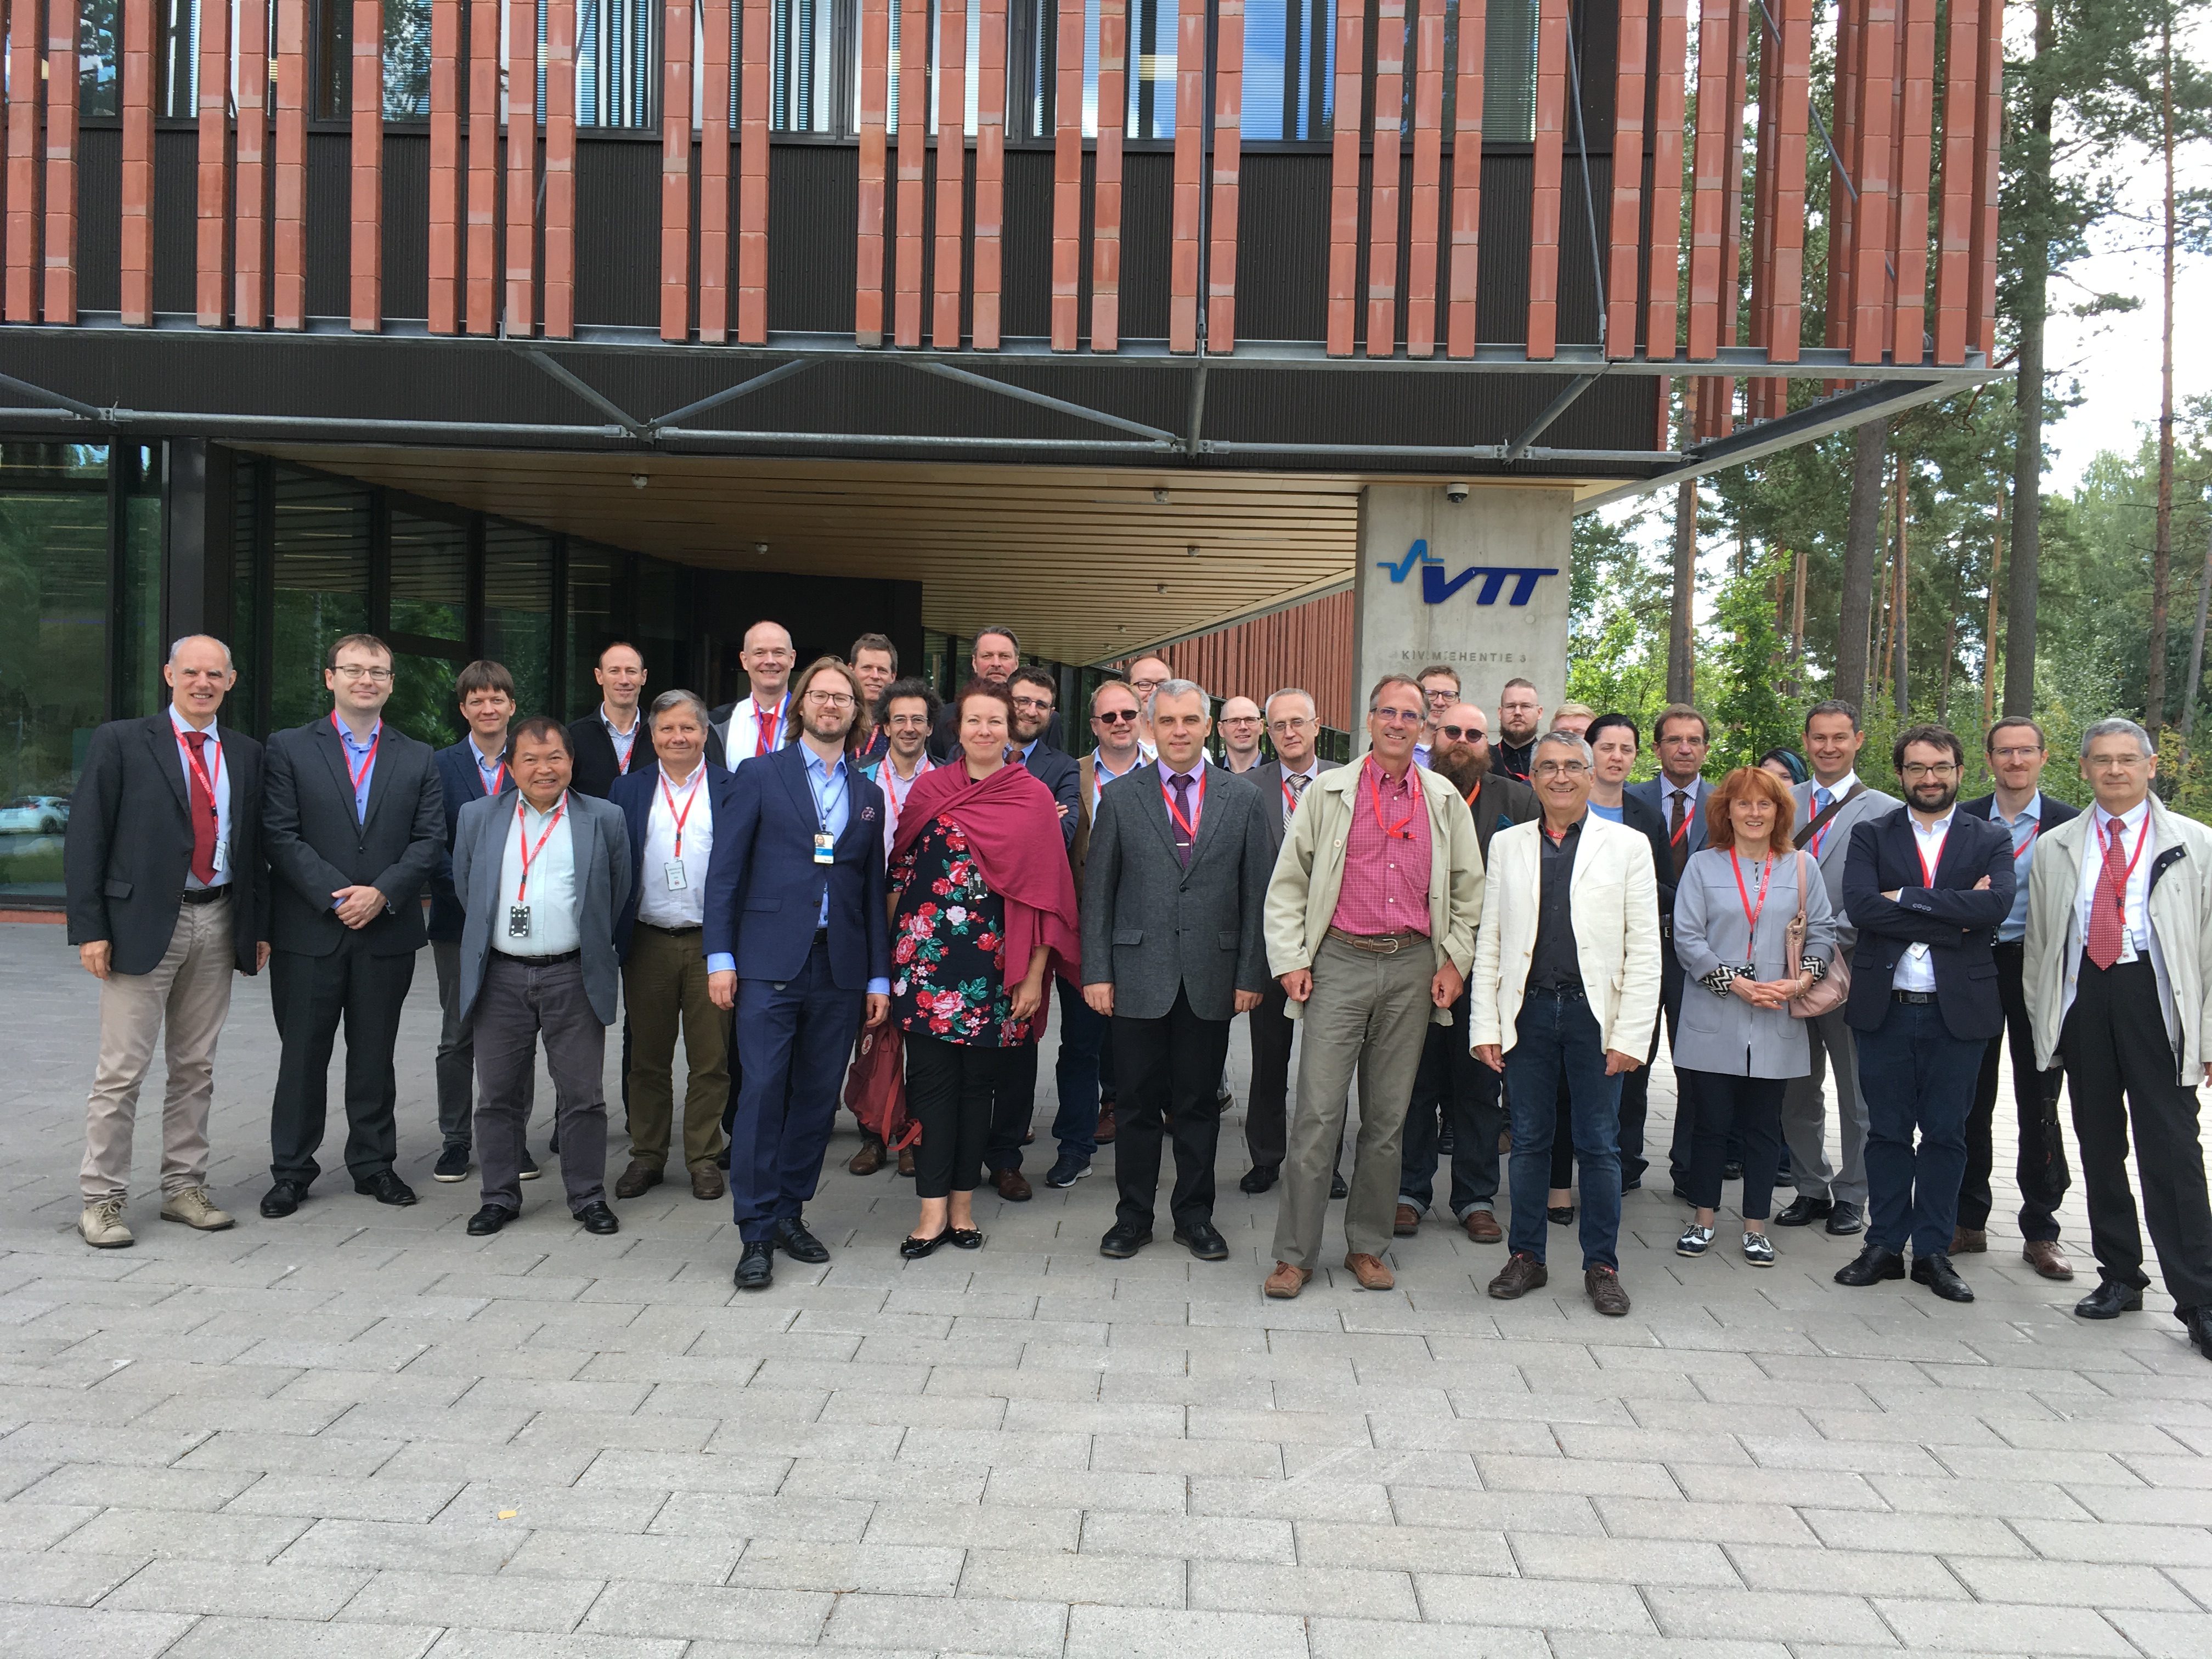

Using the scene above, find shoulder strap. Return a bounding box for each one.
[1792,781,1865,850]
[1793,849,1811,925]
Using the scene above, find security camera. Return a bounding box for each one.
[1443,480,1470,504]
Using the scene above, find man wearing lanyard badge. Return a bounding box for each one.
[707,619,798,770]
[260,634,444,1219]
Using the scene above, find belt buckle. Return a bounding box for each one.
[1376,934,1401,954]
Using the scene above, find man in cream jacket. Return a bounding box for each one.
[1260,674,1485,1298]
[1472,729,1662,1316]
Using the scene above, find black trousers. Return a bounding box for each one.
[906,1030,1005,1199]
[2061,957,2212,1311]
[1686,1071,1788,1221]
[1961,940,2072,1240]
[268,933,415,1186]
[984,1030,1042,1173]
[1112,988,1235,1229]
[1398,988,1506,1215]
[1245,978,1295,1169]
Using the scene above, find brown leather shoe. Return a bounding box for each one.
[1950,1226,1988,1255]
[690,1164,725,1201]
[896,1146,917,1177]
[613,1159,663,1200]
[1585,1265,1632,1316]
[1263,1260,1313,1299]
[2023,1238,2075,1280]
[1463,1209,1503,1244]
[1487,1251,1548,1299]
[1394,1203,1421,1237]
[1344,1252,1396,1290]
[994,1167,1033,1202]
[1094,1105,1118,1145]
[848,1136,886,1176]
[1498,1129,1512,1156]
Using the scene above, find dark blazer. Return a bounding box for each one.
[450,788,631,1025]
[64,714,268,976]
[608,760,740,961]
[1841,809,2016,1041]
[262,716,444,957]
[1245,760,1341,862]
[1081,760,1273,1022]
[1616,787,1681,956]
[567,712,647,799]
[1627,774,1713,861]
[1470,770,1541,864]
[702,743,890,991]
[1024,740,1081,848]
[428,737,509,943]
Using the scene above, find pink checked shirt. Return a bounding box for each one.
[1329,759,1434,937]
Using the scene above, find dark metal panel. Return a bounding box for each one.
[575,138,659,329]
[78,128,122,315]
[767,145,860,335]
[382,132,431,322]
[1000,148,1052,339]
[153,132,199,316]
[1474,154,1531,345]
[1234,154,1329,343]
[1116,149,1171,344]
[306,132,352,320]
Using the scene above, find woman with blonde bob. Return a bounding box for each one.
[1670,766,1837,1266]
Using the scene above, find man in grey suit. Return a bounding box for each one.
[1083,679,1275,1262]
[1625,702,1713,1186]
[1776,698,1900,1237]
[450,715,633,1237]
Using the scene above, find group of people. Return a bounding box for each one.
[57,625,2212,1358]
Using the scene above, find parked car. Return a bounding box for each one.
[0,795,70,834]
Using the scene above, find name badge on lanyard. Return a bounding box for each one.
[814,831,836,866]
[664,861,688,890]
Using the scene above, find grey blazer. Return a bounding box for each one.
[450,788,633,1027]
[1791,777,1900,943]
[1243,759,1329,860]
[1081,760,1274,1022]
[1671,846,1836,1079]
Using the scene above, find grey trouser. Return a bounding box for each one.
[437,939,532,1149]
[1270,934,1435,1268]
[82,894,235,1203]
[474,954,608,1214]
[1780,1002,1871,1207]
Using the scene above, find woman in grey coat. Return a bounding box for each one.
[1672,767,1837,1265]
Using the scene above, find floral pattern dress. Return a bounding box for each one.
[890,814,1032,1048]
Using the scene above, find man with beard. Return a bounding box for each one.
[1834,725,2013,1305]
[1494,678,1544,781]
[930,626,1066,756]
[1398,703,1535,1242]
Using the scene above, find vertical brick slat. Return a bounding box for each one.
[1325,0,1364,356]
[1967,0,2001,358]
[4,0,36,323]
[895,0,929,346]
[1746,9,1775,419]
[698,0,730,341]
[1848,0,1895,363]
[1766,0,1810,370]
[972,0,1005,347]
[1605,0,1647,356]
[502,0,537,334]
[1825,0,1858,360]
[195,0,229,324]
[1050,0,1082,349]
[737,0,769,341]
[274,0,307,328]
[466,0,499,331]
[1525,0,1566,358]
[1699,0,1750,431]
[351,0,383,329]
[236,0,272,326]
[1206,0,1242,352]
[120,0,154,324]
[428,0,461,331]
[854,0,888,346]
[661,0,694,341]
[1403,0,1443,358]
[1444,0,1485,359]
[1928,0,1977,365]
[1363,0,1404,356]
[1684,0,1729,362]
[1091,0,1125,349]
[544,0,577,335]
[1645,0,1687,360]
[1890,0,1933,364]
[932,0,967,346]
[1169,0,1205,352]
[43,0,78,322]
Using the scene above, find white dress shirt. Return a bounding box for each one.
[1892,808,1954,992]
[718,692,790,766]
[492,793,580,957]
[636,763,713,929]
[2076,799,2155,962]
[171,706,233,890]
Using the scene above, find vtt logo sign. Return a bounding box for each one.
[1376,540,1559,606]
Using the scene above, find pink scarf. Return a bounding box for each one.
[891,758,1082,988]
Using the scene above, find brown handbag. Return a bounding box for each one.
[1786,849,1850,1018]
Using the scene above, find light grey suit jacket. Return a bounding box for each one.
[451,787,632,1026]
[1791,776,1900,943]
[1081,760,1274,1022]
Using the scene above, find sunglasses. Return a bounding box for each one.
[1095,709,1140,724]
[1440,724,1485,741]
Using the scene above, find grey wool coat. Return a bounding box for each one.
[1671,844,1837,1079]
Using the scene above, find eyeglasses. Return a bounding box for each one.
[1373,708,1424,725]
[1095,709,1140,724]
[2086,753,2149,770]
[1532,760,1590,778]
[1899,761,1958,780]
[1440,724,1485,741]
[804,690,855,709]
[1990,746,2044,763]
[1221,714,1261,725]
[888,714,932,730]
[332,664,393,682]
[1424,689,1457,703]
[1268,716,1313,732]
[1011,696,1054,712]
[1501,699,1541,714]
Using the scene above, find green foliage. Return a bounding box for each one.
[1703,556,1800,776]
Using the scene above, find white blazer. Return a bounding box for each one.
[1471,812,1663,1058]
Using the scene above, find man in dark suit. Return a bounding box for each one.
[64,635,269,1249]
[1586,712,1674,1195]
[706,657,891,1291]
[1625,703,1712,1189]
[927,625,1064,758]
[567,640,649,797]
[427,659,526,1184]
[1959,714,2080,1279]
[1082,679,1274,1262]
[1836,724,2015,1304]
[259,633,445,1218]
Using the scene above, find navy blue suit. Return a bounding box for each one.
[610,761,740,962]
[429,739,507,944]
[1841,808,2015,1259]
[427,737,515,1150]
[703,744,891,1243]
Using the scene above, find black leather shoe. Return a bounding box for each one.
[259,1181,309,1218]
[1239,1165,1279,1195]
[1330,1169,1348,1200]
[733,1240,775,1290]
[1825,1200,1865,1236]
[2075,1280,2145,1319]
[575,1201,620,1235]
[900,1229,950,1259]
[1175,1220,1230,1261]
[772,1218,830,1264]
[353,1170,418,1207]
[2185,1306,2212,1359]
[1099,1222,1153,1259]
[466,1204,517,1235]
[1773,1194,1832,1227]
[1911,1252,1975,1303]
[1833,1243,1907,1286]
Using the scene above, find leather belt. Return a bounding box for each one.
[1526,983,1588,1001]
[178,887,230,906]
[1325,927,1427,954]
[1891,989,1937,1004]
[497,949,580,968]
[637,922,702,935]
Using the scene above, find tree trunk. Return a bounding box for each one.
[1791,546,1809,681]
[2148,19,2177,729]
[2183,509,2212,736]
[1893,452,1910,717]
[1983,496,2004,733]
[1837,417,1888,710]
[2004,2,2056,719]
[1668,477,1698,702]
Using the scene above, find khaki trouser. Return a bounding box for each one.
[622,922,731,1171]
[81,894,236,1203]
[1270,934,1435,1268]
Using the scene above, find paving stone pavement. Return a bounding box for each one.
[4,917,2212,1658]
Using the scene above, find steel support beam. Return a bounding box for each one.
[513,346,652,439]
[646,357,817,431]
[1503,371,1605,461]
[906,359,1184,445]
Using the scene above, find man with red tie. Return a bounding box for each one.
[65,636,270,1248]
[706,620,797,770]
[2026,718,2212,1356]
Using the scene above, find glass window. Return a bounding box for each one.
[384,508,470,749]
[483,522,553,719]
[316,0,454,120]
[1241,0,1333,141]
[633,555,691,699]
[578,0,656,127]
[268,469,370,732]
[567,543,619,718]
[1474,0,1538,142]
[116,447,165,723]
[776,0,837,131]
[232,460,264,735]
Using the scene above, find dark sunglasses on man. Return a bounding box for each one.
[1095,709,1139,725]
[1438,723,1485,741]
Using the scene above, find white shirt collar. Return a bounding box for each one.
[601,703,639,736]
[1910,808,1957,837]
[1814,770,1859,799]
[660,760,705,789]
[2096,798,2151,836]
[520,789,568,823]
[1283,757,1322,781]
[1662,775,1701,799]
[883,749,932,781]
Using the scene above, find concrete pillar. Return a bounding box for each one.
[1349,483,1575,744]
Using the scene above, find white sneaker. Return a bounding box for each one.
[80,1198,133,1249]
[160,1187,235,1232]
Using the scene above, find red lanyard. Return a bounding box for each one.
[1668,788,1694,846]
[882,757,930,817]
[1912,820,1953,887]
[1730,848,1775,934]
[1163,768,1206,840]
[178,727,221,809]
[755,696,786,758]
[331,712,380,799]
[659,767,703,857]
[1463,777,1480,809]
[2102,812,2153,923]
[2011,821,2039,860]
[514,795,568,901]
[1367,757,1420,839]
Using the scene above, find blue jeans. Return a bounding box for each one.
[1051,977,1108,1163]
[730,938,864,1243]
[1853,996,1982,1259]
[1504,989,1624,1269]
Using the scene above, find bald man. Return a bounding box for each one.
[1218,697,1265,773]
[707,620,798,769]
